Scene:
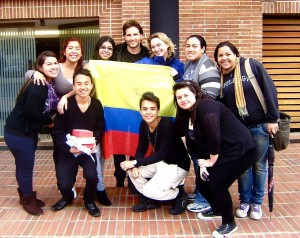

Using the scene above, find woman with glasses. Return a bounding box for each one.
[91,36,116,61]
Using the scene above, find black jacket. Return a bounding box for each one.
[135,117,190,171]
[221,57,279,127]
[5,83,53,137]
[186,99,254,166]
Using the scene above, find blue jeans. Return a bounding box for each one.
[238,123,269,205]
[4,129,38,195]
[96,145,106,191]
[192,159,211,206]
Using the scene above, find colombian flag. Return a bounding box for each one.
[89,60,176,159]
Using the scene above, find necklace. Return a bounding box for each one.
[147,126,158,154]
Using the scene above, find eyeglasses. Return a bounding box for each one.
[100,46,113,51]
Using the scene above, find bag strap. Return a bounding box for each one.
[245,58,267,114]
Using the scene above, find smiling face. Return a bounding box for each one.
[175,87,196,110]
[124,26,143,50]
[39,56,59,80]
[150,37,169,58]
[73,74,93,98]
[140,100,160,124]
[98,41,114,60]
[185,37,205,62]
[64,40,82,63]
[216,45,237,70]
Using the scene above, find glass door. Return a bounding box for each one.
[0,27,36,136]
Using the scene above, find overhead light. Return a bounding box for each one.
[35,30,59,36]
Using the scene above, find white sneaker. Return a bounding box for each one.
[235,203,250,218]
[250,204,262,220]
[72,187,77,199]
[187,203,211,213]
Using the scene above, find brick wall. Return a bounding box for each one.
[1,0,300,61]
[179,0,262,60]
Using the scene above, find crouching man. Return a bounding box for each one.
[121,92,190,215]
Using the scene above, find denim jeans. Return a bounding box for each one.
[4,129,38,195]
[238,123,269,205]
[96,144,106,191]
[192,159,210,207]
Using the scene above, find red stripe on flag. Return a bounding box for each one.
[101,130,153,159]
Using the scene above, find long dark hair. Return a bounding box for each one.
[18,51,57,99]
[92,36,116,60]
[173,81,206,134]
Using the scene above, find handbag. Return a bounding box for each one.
[272,111,291,151]
[245,58,291,151]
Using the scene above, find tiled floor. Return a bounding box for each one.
[0,142,300,237]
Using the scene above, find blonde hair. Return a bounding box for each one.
[147,32,176,59]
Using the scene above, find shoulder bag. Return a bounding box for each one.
[245,58,291,151]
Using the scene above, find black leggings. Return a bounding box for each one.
[197,148,255,224]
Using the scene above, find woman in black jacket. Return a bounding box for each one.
[4,51,59,216]
[173,81,254,237]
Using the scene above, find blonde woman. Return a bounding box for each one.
[136,32,184,82]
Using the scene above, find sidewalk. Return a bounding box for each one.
[0,141,299,237]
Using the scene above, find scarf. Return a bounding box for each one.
[220,57,249,119]
[43,82,59,115]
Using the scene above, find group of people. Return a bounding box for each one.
[4,19,280,237]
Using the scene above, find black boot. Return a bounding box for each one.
[96,190,112,206]
[17,188,45,208]
[113,155,126,187]
[116,178,125,187]
[18,190,43,216]
[169,185,188,215]
[132,194,160,212]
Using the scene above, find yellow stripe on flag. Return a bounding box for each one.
[89,60,176,117]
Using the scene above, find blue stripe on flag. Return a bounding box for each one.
[104,107,142,134]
